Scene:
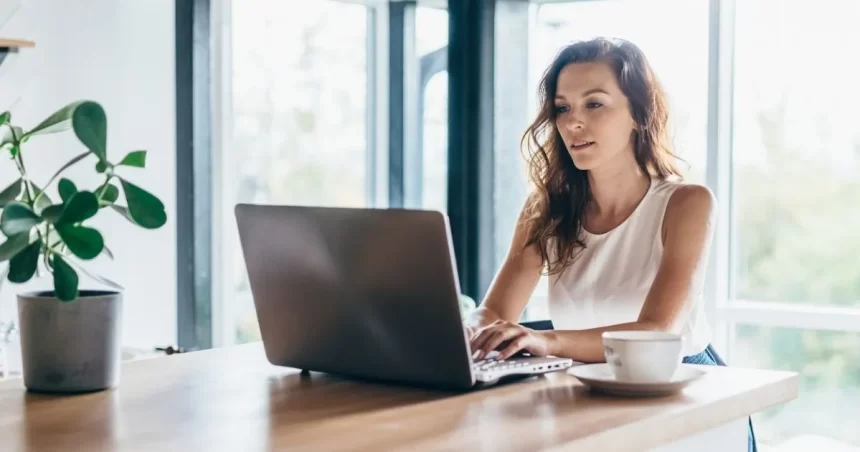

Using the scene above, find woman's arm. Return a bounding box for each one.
[464,205,544,330]
[473,184,717,362]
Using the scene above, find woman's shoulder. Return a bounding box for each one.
[666,182,716,210]
[661,181,717,235]
[649,178,716,212]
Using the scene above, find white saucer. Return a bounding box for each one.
[567,363,707,397]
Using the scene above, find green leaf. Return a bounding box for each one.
[0,202,40,236]
[118,150,146,168]
[0,232,32,261]
[35,196,52,214]
[29,182,53,214]
[55,224,103,260]
[1,125,23,146]
[59,191,98,224]
[71,101,107,161]
[9,145,19,157]
[99,184,119,205]
[119,178,166,229]
[41,205,64,224]
[95,161,108,173]
[8,238,41,283]
[0,179,22,207]
[58,178,78,203]
[109,205,135,225]
[0,112,9,126]
[25,101,87,137]
[51,254,79,301]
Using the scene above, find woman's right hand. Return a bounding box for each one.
[464,324,480,341]
[464,324,487,359]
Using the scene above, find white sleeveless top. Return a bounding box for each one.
[546,178,712,357]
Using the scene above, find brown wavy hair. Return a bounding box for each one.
[521,37,682,276]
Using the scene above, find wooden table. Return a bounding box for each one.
[0,343,798,452]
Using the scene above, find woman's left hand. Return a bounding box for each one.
[469,320,555,361]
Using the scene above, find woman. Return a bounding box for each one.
[464,37,756,451]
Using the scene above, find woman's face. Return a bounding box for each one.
[553,61,638,171]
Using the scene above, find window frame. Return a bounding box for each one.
[705,0,736,356]
[176,0,214,352]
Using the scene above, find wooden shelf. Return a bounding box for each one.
[0,39,34,48]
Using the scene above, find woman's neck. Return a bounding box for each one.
[586,153,651,218]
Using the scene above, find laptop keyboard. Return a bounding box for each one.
[472,350,534,371]
[473,357,531,372]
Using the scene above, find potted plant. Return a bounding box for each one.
[0,100,166,393]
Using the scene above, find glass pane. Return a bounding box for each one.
[513,0,709,320]
[228,0,369,344]
[417,6,449,213]
[416,5,448,56]
[733,325,860,448]
[421,71,448,213]
[732,1,860,305]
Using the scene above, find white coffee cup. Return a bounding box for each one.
[602,331,684,383]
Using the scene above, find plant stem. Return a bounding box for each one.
[44,248,57,272]
[24,180,36,207]
[8,130,34,206]
[96,174,113,201]
[12,156,25,178]
[43,224,53,271]
[16,151,26,176]
[30,202,45,257]
[10,127,26,176]
[10,153,29,202]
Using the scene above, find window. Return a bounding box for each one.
[417,5,449,214]
[728,0,860,447]
[420,70,447,213]
[732,0,860,307]
[508,0,710,321]
[732,325,860,445]
[226,0,372,344]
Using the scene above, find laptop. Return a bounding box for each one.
[234,203,575,390]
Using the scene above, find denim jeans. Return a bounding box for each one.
[683,344,758,452]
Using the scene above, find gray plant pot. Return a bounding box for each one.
[16,290,123,393]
